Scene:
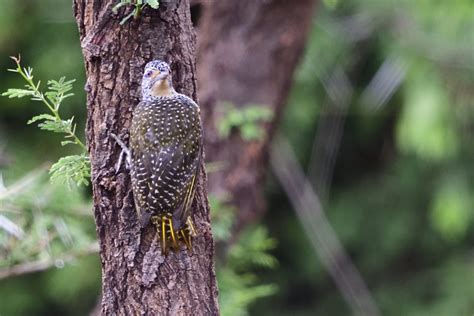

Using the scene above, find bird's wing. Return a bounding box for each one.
[130,97,202,230]
[130,123,154,226]
[172,94,202,225]
[131,132,184,223]
[173,143,201,226]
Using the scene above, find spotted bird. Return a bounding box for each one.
[129,60,202,254]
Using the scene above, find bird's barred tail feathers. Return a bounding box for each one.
[151,214,196,255]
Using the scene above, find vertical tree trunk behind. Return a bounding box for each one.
[197,0,317,227]
[73,1,219,315]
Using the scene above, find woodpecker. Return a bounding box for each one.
[122,60,202,254]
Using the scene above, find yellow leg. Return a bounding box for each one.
[180,230,192,250]
[161,216,167,255]
[168,217,178,249]
[187,217,196,236]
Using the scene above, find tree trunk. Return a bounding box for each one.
[197,0,317,227]
[73,1,219,315]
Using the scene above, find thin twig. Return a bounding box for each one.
[0,165,47,200]
[308,67,351,204]
[270,136,379,316]
[8,56,86,150]
[0,242,99,280]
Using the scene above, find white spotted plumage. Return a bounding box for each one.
[130,60,201,254]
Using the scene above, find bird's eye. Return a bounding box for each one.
[144,70,153,78]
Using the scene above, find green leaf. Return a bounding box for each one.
[209,196,236,242]
[61,140,76,147]
[396,68,459,161]
[218,267,277,316]
[38,118,73,133]
[27,114,56,125]
[48,78,75,94]
[240,124,263,141]
[45,77,76,108]
[229,225,278,270]
[146,0,159,9]
[217,121,231,138]
[217,102,272,141]
[49,155,91,187]
[430,178,472,241]
[227,109,245,126]
[2,88,35,98]
[323,0,339,9]
[244,106,273,121]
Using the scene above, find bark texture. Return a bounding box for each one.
[73,1,219,315]
[197,0,317,226]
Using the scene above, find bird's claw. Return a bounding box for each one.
[111,133,131,174]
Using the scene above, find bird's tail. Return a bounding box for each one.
[151,214,196,255]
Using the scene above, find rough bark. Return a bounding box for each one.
[73,1,219,315]
[197,0,317,226]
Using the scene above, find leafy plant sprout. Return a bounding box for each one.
[113,0,160,25]
[217,102,274,141]
[2,56,90,187]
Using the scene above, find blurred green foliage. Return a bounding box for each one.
[0,167,97,315]
[217,102,274,141]
[210,196,278,316]
[3,59,91,187]
[256,0,473,315]
[397,65,460,161]
[0,170,95,268]
[0,255,100,316]
[0,0,95,314]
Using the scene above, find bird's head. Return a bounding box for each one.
[141,60,175,98]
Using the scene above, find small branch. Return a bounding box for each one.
[308,67,352,204]
[270,136,380,316]
[0,165,47,200]
[7,56,86,151]
[0,242,99,280]
[0,214,24,239]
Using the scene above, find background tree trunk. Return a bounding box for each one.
[73,1,219,315]
[197,0,317,228]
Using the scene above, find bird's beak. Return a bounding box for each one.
[150,71,163,88]
[151,70,169,85]
[150,70,161,79]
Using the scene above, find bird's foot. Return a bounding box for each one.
[111,133,131,173]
